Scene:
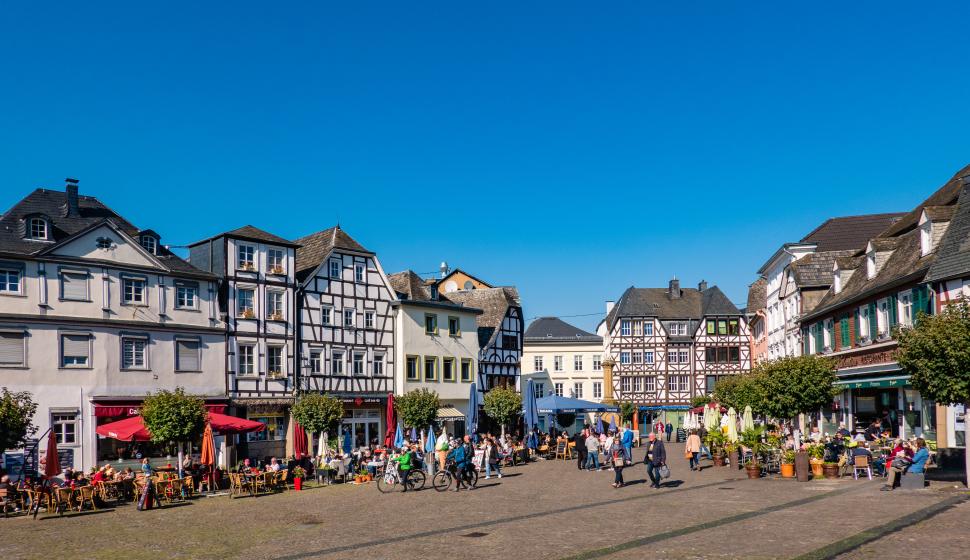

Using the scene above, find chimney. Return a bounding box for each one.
[439,261,449,279]
[698,279,708,291]
[65,178,80,217]
[669,278,681,299]
[605,300,615,314]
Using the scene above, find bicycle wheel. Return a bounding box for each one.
[376,473,397,494]
[467,469,479,488]
[408,470,426,491]
[432,470,451,492]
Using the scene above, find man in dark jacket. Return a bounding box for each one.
[665,422,673,442]
[645,433,667,489]
[574,429,587,470]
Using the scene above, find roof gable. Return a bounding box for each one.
[42,221,167,270]
[605,284,741,328]
[294,226,372,278]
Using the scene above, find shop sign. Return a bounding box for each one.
[341,397,383,405]
[841,378,909,389]
[836,347,897,370]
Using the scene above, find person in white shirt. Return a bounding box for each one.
[585,432,601,470]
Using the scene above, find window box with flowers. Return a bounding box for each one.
[239,263,256,273]
[240,309,256,320]
[268,370,286,380]
[268,312,285,322]
[268,265,286,276]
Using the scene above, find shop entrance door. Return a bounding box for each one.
[342,409,381,448]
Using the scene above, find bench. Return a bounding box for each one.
[900,472,926,490]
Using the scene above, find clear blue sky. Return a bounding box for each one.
[3,2,969,332]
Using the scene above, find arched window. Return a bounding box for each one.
[28,217,48,240]
[140,235,157,254]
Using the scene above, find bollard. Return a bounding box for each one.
[795,450,810,482]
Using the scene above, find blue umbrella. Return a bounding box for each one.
[394,423,404,449]
[526,431,538,450]
[467,383,479,437]
[522,379,539,433]
[597,416,605,434]
[424,425,436,453]
[342,429,352,454]
[609,417,617,433]
[410,426,418,442]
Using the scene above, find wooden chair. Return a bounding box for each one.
[853,455,872,480]
[181,476,194,498]
[51,487,75,515]
[554,441,569,461]
[76,485,98,512]
[275,470,288,491]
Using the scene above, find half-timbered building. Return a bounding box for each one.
[444,286,523,394]
[188,225,298,459]
[599,279,751,427]
[294,226,396,448]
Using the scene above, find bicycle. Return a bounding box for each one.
[376,461,425,493]
[432,461,478,492]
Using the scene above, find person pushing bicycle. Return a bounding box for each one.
[391,445,414,492]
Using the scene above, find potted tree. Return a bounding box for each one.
[780,449,796,478]
[291,466,306,490]
[725,442,740,469]
[739,428,765,479]
[707,431,727,466]
[806,443,825,478]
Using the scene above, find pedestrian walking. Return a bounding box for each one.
[484,437,503,479]
[665,421,673,442]
[685,430,701,471]
[645,433,667,489]
[611,445,625,488]
[585,431,600,470]
[574,429,588,471]
[621,424,634,464]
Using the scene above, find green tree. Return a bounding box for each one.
[0,388,37,450]
[897,300,970,487]
[618,401,636,423]
[752,355,839,422]
[482,386,522,435]
[690,394,712,409]
[141,388,206,476]
[712,373,763,414]
[395,388,440,429]
[292,393,344,436]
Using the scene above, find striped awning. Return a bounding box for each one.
[437,406,466,420]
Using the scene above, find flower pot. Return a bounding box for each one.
[822,463,840,479]
[745,463,761,479]
[728,451,739,468]
[712,453,725,467]
[780,463,795,478]
[365,474,373,482]
[810,460,824,478]
[294,477,303,491]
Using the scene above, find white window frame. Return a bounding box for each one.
[633,377,643,392]
[59,269,89,301]
[267,290,285,320]
[29,217,48,240]
[355,263,365,283]
[122,277,146,305]
[343,308,356,328]
[632,321,642,336]
[645,376,656,392]
[237,288,255,317]
[174,338,201,372]
[140,235,157,254]
[574,355,583,371]
[175,283,198,309]
[329,258,341,279]
[266,248,285,274]
[51,411,79,445]
[0,267,22,295]
[534,355,543,372]
[237,343,256,376]
[309,349,322,374]
[573,382,583,399]
[823,318,834,351]
[644,322,654,336]
[373,353,385,376]
[898,290,913,327]
[554,382,564,397]
[619,351,630,365]
[620,377,630,392]
[267,345,285,378]
[534,383,544,399]
[620,320,631,336]
[859,306,871,341]
[321,306,332,326]
[592,382,602,399]
[554,355,563,371]
[237,244,256,271]
[364,311,375,329]
[593,355,602,371]
[632,351,642,364]
[645,351,655,364]
[353,351,366,376]
[121,335,148,370]
[331,350,345,375]
[877,299,889,337]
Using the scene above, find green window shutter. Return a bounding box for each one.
[802,328,810,354]
[840,314,850,348]
[814,323,823,353]
[869,303,877,327]
[889,295,898,327]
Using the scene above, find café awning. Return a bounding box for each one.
[536,395,618,414]
[96,412,265,441]
[437,406,466,420]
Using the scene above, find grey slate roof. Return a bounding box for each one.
[799,213,906,252]
[926,184,970,283]
[790,250,856,288]
[294,226,372,279]
[605,284,741,329]
[745,277,767,313]
[189,225,298,248]
[0,187,211,277]
[880,164,970,237]
[524,317,601,343]
[444,287,522,348]
[388,270,485,313]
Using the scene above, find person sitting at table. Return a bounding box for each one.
[267,457,281,472]
[883,438,928,490]
[866,420,882,441]
[836,423,851,439]
[0,474,20,508]
[89,466,107,486]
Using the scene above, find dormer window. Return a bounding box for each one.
[920,220,933,256]
[430,285,439,301]
[833,267,842,293]
[866,251,876,279]
[29,217,48,240]
[140,235,157,254]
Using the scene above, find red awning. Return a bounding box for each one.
[96,412,264,441]
[93,402,226,417]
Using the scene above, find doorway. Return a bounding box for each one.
[342,409,381,448]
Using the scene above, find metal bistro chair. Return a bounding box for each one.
[853,455,873,480]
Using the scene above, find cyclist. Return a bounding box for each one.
[446,439,471,492]
[462,435,478,486]
[391,445,414,491]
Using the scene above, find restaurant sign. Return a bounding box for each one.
[836,347,897,370]
[836,377,910,389]
[341,397,383,405]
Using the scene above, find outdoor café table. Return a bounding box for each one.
[241,471,264,497]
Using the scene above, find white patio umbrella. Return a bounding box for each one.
[704,406,718,432]
[742,405,755,432]
[726,407,739,443]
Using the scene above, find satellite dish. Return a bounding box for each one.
[443,280,458,293]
